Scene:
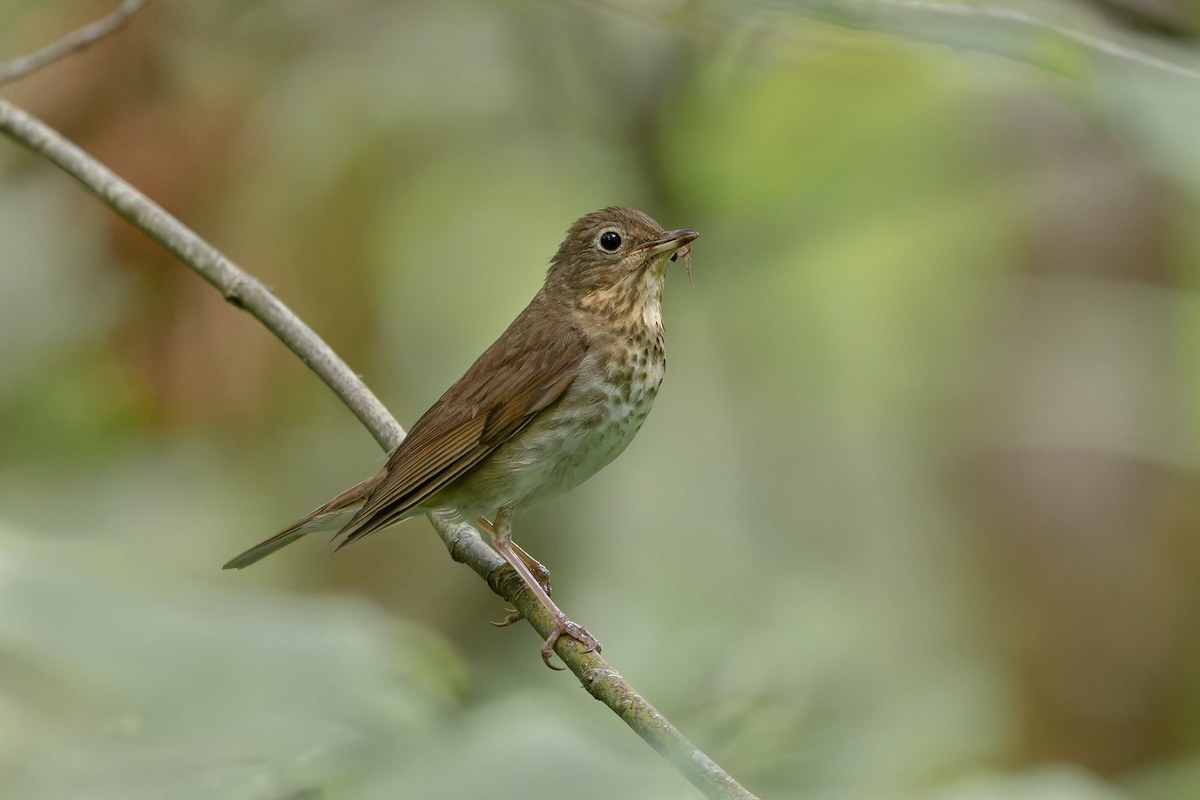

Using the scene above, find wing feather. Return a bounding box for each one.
[337,313,585,545]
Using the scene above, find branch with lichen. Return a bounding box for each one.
[0,5,757,799]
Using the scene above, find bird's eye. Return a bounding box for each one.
[599,230,622,252]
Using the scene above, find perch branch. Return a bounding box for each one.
[0,12,757,800]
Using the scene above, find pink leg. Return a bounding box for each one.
[477,516,552,594]
[477,516,544,628]
[486,507,600,668]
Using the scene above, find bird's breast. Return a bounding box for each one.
[460,326,666,513]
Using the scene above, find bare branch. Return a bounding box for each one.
[793,0,1200,81]
[0,0,151,87]
[0,87,758,800]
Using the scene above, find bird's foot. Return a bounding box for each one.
[541,616,601,670]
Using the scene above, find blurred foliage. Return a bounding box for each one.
[4,0,1200,798]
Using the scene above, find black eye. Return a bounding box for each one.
[599,231,622,252]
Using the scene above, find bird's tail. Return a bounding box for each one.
[222,474,380,570]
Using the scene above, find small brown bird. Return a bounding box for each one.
[224,207,698,665]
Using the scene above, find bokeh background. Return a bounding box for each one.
[3,0,1200,798]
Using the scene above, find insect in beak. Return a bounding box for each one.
[671,243,695,287]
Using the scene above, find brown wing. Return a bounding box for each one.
[336,306,586,546]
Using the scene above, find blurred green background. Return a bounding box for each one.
[4,0,1200,798]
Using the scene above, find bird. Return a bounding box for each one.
[224,207,698,666]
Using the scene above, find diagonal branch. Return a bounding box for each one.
[0,0,151,87]
[0,22,758,800]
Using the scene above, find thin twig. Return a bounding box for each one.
[793,0,1200,81]
[0,89,758,800]
[589,0,1200,83]
[0,0,151,86]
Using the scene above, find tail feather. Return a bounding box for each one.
[222,474,379,570]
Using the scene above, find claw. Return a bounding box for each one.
[490,608,524,628]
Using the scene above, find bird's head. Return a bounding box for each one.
[545,207,698,310]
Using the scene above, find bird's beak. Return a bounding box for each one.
[642,229,699,257]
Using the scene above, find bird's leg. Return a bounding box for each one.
[512,541,552,594]
[476,516,552,594]
[486,507,601,669]
[477,515,546,628]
